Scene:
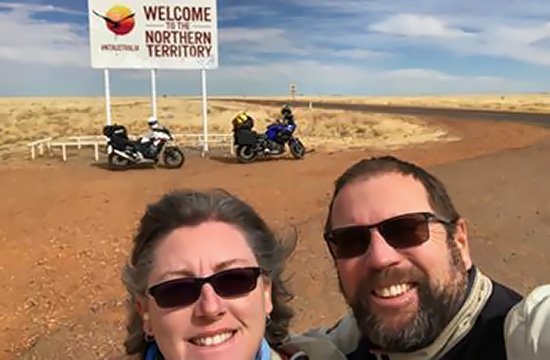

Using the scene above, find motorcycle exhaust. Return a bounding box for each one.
[113,150,134,160]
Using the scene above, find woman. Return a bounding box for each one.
[121,189,308,360]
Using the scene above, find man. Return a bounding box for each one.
[281,104,296,127]
[287,155,523,359]
[137,117,170,158]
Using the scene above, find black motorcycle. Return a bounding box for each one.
[103,124,185,168]
[232,114,306,163]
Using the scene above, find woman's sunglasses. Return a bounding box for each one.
[147,267,268,309]
[324,212,455,259]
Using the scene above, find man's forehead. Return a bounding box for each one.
[331,173,432,223]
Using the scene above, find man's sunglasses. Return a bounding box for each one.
[324,212,455,259]
[147,266,268,309]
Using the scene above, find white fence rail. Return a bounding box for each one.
[173,134,234,155]
[26,133,234,162]
[27,138,52,160]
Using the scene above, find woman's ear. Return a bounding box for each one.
[136,297,147,316]
[262,277,273,315]
[136,298,153,335]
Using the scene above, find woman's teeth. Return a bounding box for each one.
[190,331,234,347]
[373,283,413,298]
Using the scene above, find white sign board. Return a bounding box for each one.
[88,0,218,69]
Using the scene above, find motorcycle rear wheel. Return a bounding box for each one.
[108,153,130,167]
[236,145,258,163]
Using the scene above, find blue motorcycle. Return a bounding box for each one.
[232,111,306,163]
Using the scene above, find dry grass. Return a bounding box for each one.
[0,96,456,156]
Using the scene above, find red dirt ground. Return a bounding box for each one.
[1,115,549,359]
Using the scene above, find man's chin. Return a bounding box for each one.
[351,290,421,349]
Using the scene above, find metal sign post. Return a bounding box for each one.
[201,68,209,155]
[104,68,112,125]
[150,69,158,120]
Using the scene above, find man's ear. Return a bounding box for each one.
[453,218,472,269]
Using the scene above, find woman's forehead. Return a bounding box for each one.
[150,221,258,278]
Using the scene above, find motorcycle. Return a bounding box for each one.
[103,124,185,169]
[232,114,306,163]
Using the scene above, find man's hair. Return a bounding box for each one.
[324,156,460,236]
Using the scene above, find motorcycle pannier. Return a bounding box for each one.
[103,124,129,139]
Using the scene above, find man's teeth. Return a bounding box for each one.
[374,283,413,298]
[191,331,234,347]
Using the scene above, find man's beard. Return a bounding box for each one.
[342,239,468,353]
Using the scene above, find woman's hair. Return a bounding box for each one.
[121,188,296,355]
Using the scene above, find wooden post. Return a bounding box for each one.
[62,144,67,162]
[30,146,35,160]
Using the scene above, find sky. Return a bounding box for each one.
[2,0,550,96]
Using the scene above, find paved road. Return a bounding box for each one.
[225,98,550,128]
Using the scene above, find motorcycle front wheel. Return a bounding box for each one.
[236,145,258,163]
[289,138,306,159]
[163,147,185,168]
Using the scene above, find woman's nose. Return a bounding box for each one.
[192,283,227,319]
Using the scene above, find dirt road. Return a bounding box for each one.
[1,115,549,359]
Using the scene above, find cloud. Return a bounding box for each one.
[220,28,309,55]
[370,14,471,39]
[383,68,458,81]
[381,68,504,83]
[219,5,278,21]
[1,0,546,96]
[332,49,392,59]
[154,61,509,96]
[366,12,550,66]
[0,2,85,15]
[447,23,550,66]
[285,0,550,20]
[0,4,89,67]
[282,0,550,67]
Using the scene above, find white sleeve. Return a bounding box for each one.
[505,284,550,360]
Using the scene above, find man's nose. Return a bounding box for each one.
[361,228,403,270]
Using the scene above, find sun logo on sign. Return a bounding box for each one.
[93,5,136,36]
